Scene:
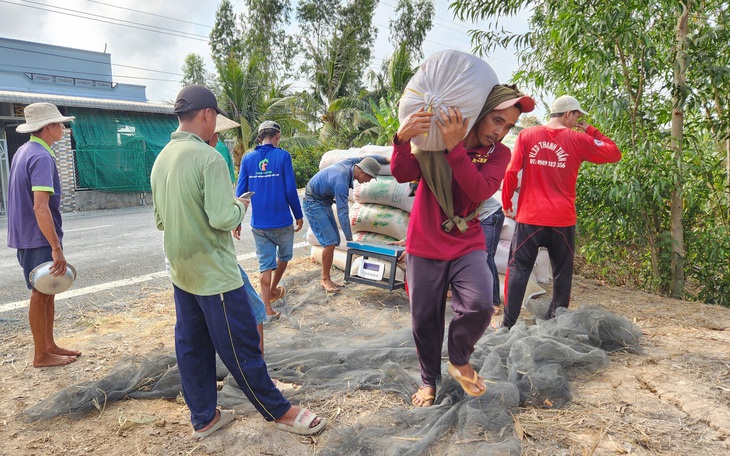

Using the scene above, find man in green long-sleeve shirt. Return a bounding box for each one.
[151,85,326,439]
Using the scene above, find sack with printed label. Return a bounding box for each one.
[354,176,414,213]
[350,202,409,240]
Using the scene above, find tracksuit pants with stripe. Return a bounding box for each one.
[502,223,575,329]
[173,284,290,430]
[406,250,494,389]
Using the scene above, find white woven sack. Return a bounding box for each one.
[310,245,349,271]
[319,149,360,170]
[501,217,516,242]
[319,147,393,174]
[495,239,511,274]
[359,145,394,175]
[333,202,354,228]
[305,227,348,249]
[353,176,414,213]
[350,202,409,240]
[533,247,552,283]
[399,50,498,151]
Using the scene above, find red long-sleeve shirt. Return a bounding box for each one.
[391,140,510,260]
[502,125,621,227]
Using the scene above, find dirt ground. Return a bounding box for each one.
[1,257,729,456]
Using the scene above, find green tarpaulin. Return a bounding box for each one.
[69,109,177,192]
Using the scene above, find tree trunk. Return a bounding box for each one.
[670,3,690,298]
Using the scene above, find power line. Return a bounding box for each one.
[0,0,209,42]
[82,0,212,29]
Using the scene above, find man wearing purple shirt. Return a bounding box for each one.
[7,103,80,367]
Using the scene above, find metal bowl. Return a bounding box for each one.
[29,262,77,295]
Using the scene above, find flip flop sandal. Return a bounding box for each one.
[411,387,435,407]
[274,408,327,435]
[270,286,287,304]
[191,409,236,439]
[448,363,487,397]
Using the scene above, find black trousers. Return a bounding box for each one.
[502,223,575,329]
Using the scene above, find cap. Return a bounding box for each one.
[494,94,536,113]
[355,157,381,179]
[174,85,227,116]
[257,120,281,134]
[16,103,75,133]
[550,95,588,115]
[214,114,241,134]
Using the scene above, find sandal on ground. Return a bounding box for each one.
[265,311,281,323]
[274,408,327,435]
[274,379,300,392]
[411,387,435,407]
[191,409,236,439]
[447,363,487,397]
[270,286,287,304]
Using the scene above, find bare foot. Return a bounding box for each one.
[34,353,77,368]
[320,279,340,292]
[411,386,435,407]
[49,346,82,357]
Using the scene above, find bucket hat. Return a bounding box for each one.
[16,103,75,134]
[356,157,381,179]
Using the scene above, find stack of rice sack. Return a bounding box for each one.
[307,145,409,281]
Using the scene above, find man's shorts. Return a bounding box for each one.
[17,246,54,290]
[303,198,341,248]
[252,225,295,272]
[239,265,266,325]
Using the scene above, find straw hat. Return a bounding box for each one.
[214,114,241,134]
[16,103,75,134]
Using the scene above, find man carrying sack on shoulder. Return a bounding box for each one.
[391,84,534,407]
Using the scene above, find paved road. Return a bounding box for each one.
[0,205,310,310]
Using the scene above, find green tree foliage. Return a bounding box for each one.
[296,0,379,129]
[239,0,299,80]
[180,53,209,87]
[210,0,242,63]
[388,0,435,61]
[451,0,730,305]
[216,54,316,169]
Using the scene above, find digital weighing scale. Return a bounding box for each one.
[343,241,406,291]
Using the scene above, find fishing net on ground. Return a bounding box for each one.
[19,270,641,455]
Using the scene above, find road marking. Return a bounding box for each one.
[65,225,113,232]
[0,242,309,313]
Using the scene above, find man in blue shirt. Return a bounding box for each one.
[235,121,303,318]
[7,102,80,368]
[303,155,388,292]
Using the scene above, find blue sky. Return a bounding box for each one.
[0,0,533,109]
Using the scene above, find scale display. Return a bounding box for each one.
[357,259,386,281]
